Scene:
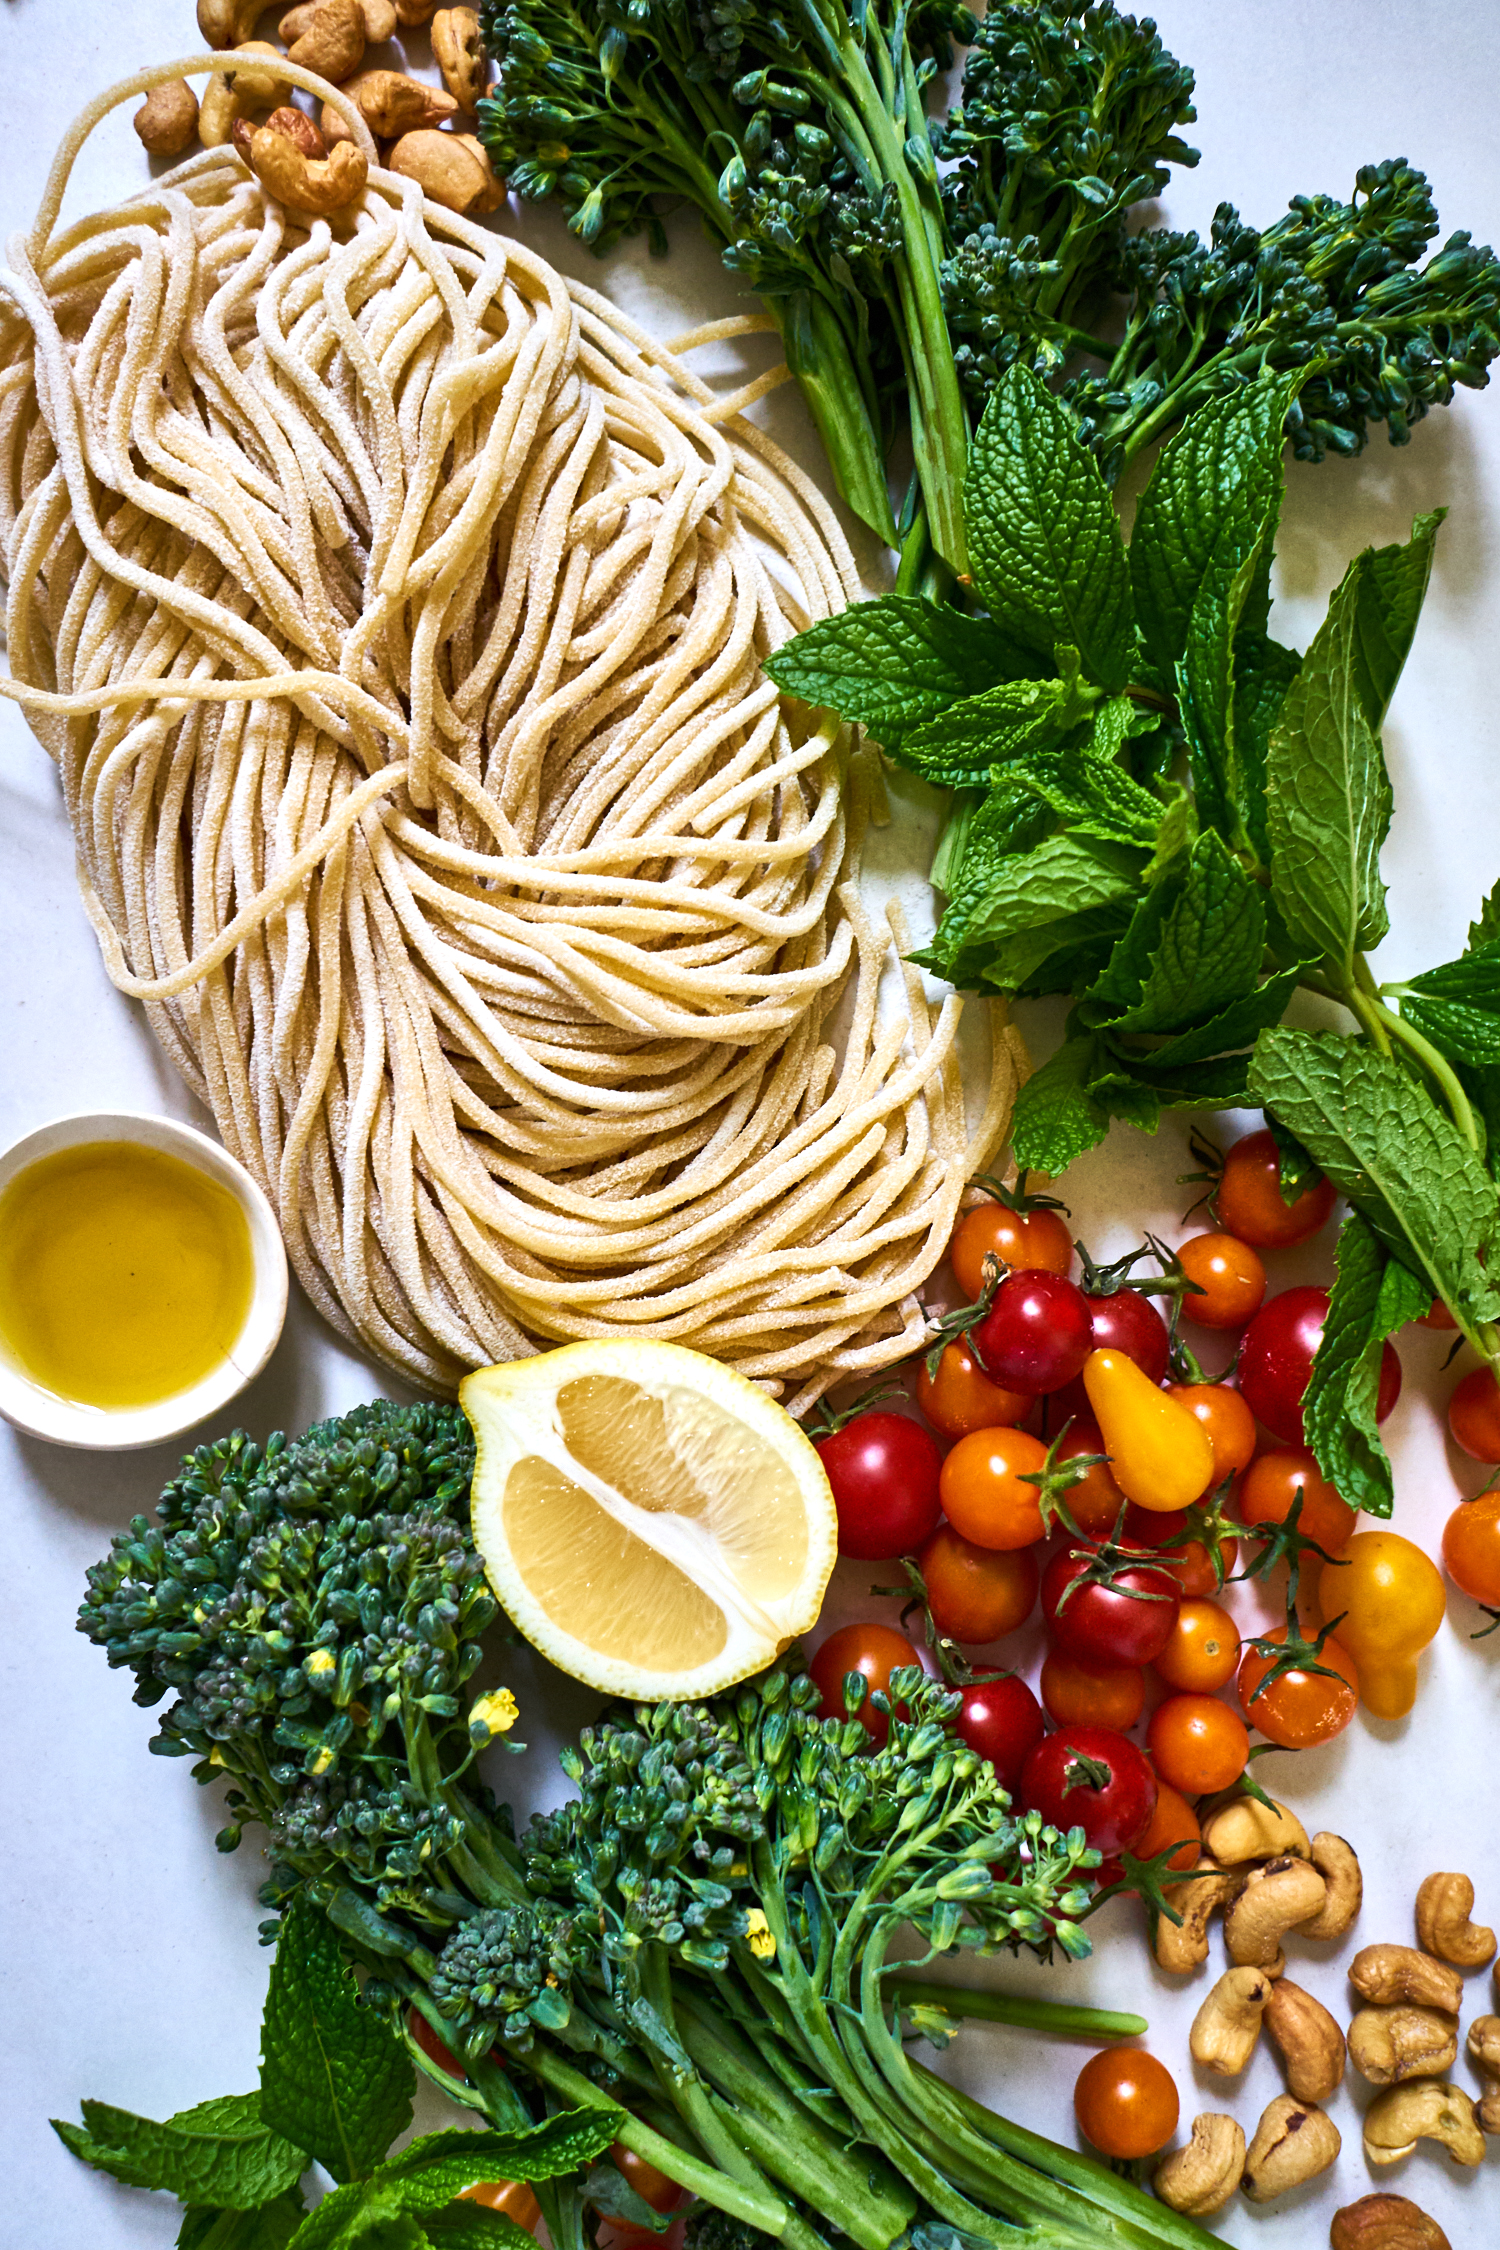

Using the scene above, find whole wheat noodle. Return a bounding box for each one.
[0,63,1024,1407]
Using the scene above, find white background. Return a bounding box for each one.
[3,4,1500,2245]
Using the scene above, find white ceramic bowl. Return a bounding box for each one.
[0,1110,288,1450]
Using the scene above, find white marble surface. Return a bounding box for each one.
[3,4,1500,2245]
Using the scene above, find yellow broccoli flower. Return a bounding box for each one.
[744,1908,776,1960]
[469,1687,520,1746]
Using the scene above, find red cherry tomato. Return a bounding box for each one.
[918,1523,1039,1642]
[410,2007,468,2078]
[1421,1298,1459,1330]
[1073,2049,1179,2160]
[1236,1448,1357,1554]
[1448,1366,1500,1462]
[1039,1651,1146,1730]
[1041,1545,1180,1668]
[1238,1286,1401,1445]
[1176,1231,1267,1330]
[1442,1491,1500,1605]
[1216,1130,1337,1248]
[814,1411,942,1561]
[1049,1418,1127,1536]
[973,1271,1095,1396]
[915,1338,1031,1438]
[1020,1723,1157,1856]
[952,1673,1045,1793]
[1237,1627,1360,1748]
[950,1201,1073,1299]
[1083,1289,1170,1384]
[601,2148,688,2217]
[938,1425,1049,1549]
[1147,1693,1249,1795]
[1095,1782,1200,1890]
[808,1622,920,1742]
[1166,1383,1257,1482]
[1119,1503,1187,1548]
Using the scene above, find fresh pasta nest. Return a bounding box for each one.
[0,70,1020,1403]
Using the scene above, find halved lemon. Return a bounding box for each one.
[462,1340,838,1700]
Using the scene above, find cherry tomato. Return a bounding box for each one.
[1236,1448,1357,1555]
[952,1672,1045,1792]
[1421,1298,1459,1330]
[1147,1693,1249,1795]
[1166,1384,1257,1482]
[1041,1545,1181,1668]
[809,1622,920,1742]
[1216,1130,1337,1248]
[608,2146,688,2217]
[814,1411,942,1561]
[1237,1626,1359,1748]
[1020,1723,1157,1856]
[1096,1782,1201,1889]
[1238,1287,1401,1446]
[1083,1290,1170,1383]
[1448,1366,1500,1462]
[950,1201,1072,1299]
[409,2008,468,2078]
[1039,1651,1146,1730]
[1152,1598,1240,1693]
[939,1425,1049,1549]
[1119,1503,1187,1548]
[916,1338,1031,1438]
[1073,2049,1180,2160]
[973,1271,1095,1396]
[1049,1417,1127,1536]
[1176,1231,1267,1330]
[1442,1490,1500,1607]
[463,2181,543,2230]
[1083,1348,1215,1510]
[1164,1534,1240,1598]
[1316,1530,1445,1720]
[918,1523,1039,1642]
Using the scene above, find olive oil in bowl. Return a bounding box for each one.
[0,1139,256,1410]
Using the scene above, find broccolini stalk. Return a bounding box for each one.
[80,1406,1227,2250]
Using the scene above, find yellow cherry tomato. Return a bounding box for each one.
[1081,1348,1216,1512]
[1316,1529,1446,1719]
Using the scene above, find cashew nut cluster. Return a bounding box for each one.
[1414,1871,1496,1968]
[1225,1853,1328,1972]
[1241,2092,1341,2201]
[1362,2079,1486,2167]
[1467,2014,1500,2131]
[1263,1976,1346,2102]
[1330,2194,1452,2250]
[1190,1966,1271,2076]
[1348,2003,1459,2088]
[1349,1945,1464,2014]
[1152,2113,1245,2217]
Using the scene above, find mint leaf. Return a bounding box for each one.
[1470,881,1500,951]
[1009,1038,1111,1173]
[1135,964,1306,1071]
[966,367,1134,689]
[379,2118,621,2198]
[1302,1214,1430,1518]
[1130,377,1300,675]
[1265,558,1393,975]
[1348,510,1444,729]
[1093,1052,1254,1110]
[891,672,1095,787]
[1399,940,1500,1066]
[425,2209,537,2246]
[285,2182,374,2250]
[179,2193,307,2249]
[261,1897,414,2186]
[1233,632,1301,860]
[53,2096,305,2210]
[1089,832,1264,1035]
[1248,1027,1500,1328]
[1175,540,1272,845]
[763,596,1039,739]
[934,832,1143,992]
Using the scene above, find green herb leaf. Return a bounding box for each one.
[1232,632,1302,860]
[53,2095,305,2211]
[380,2118,622,2197]
[1302,1213,1430,1517]
[891,670,1096,787]
[924,832,1143,992]
[1248,1027,1500,1326]
[1399,940,1500,1066]
[261,1896,414,2186]
[424,2207,538,2246]
[966,367,1134,689]
[1133,964,1306,1071]
[1348,510,1444,729]
[1470,881,1500,952]
[179,2192,308,2250]
[284,2183,390,2250]
[762,596,1040,740]
[1008,1037,1111,1173]
[1087,831,1264,1034]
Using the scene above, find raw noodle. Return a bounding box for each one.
[0,63,1023,1405]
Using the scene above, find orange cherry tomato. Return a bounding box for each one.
[916,1337,1032,1438]
[1216,1130,1336,1248]
[1176,1233,1266,1331]
[1236,1448,1357,1554]
[1152,1598,1240,1693]
[1442,1489,1500,1607]
[1165,1534,1240,1599]
[1448,1366,1500,1462]
[463,2181,543,2230]
[918,1522,1039,1642]
[938,1425,1049,1549]
[1050,1416,1128,1536]
[1421,1298,1459,1330]
[1039,1650,1146,1730]
[1073,2049,1179,2159]
[609,2146,687,2216]
[809,1621,920,1741]
[1237,1627,1359,1747]
[1097,1781,1202,1888]
[950,1200,1072,1299]
[1147,1694,1250,1795]
[1165,1384,1256,1484]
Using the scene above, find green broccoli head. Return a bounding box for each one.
[429,1902,581,2057]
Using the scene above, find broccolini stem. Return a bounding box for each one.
[885,1977,1147,2040]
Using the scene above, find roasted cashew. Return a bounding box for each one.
[232,105,327,161]
[1241,2094,1340,2202]
[1151,1857,1245,1974]
[387,127,502,214]
[1349,1945,1464,2014]
[225,39,291,108]
[1466,2014,1500,2131]
[1300,1833,1363,1940]
[1152,2114,1245,2217]
[199,42,291,148]
[1262,1976,1346,2102]
[1201,1794,1310,1865]
[198,78,242,147]
[198,0,264,42]
[326,68,457,138]
[283,0,395,33]
[1330,2195,1452,2250]
[432,8,488,110]
[1348,2004,1459,2087]
[395,0,441,21]
[134,82,200,156]
[1414,1872,1496,1968]
[285,0,367,78]
[1225,1855,1326,1971]
[1190,1966,1272,2076]
[1363,2080,1485,2168]
[246,126,368,215]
